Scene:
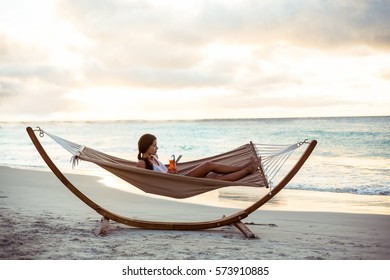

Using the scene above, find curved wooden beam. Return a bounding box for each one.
[26,127,316,232]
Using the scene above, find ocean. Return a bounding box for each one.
[1,116,389,203]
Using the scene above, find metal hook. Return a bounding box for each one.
[33,126,45,138]
[298,139,309,146]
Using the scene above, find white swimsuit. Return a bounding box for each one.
[151,156,168,173]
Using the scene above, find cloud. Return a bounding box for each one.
[51,0,390,91]
[195,0,390,49]
[70,1,390,46]
[380,69,390,80]
[0,87,81,118]
[0,81,21,98]
[1,0,389,121]
[57,0,388,51]
[0,44,80,119]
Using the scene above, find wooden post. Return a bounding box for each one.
[233,221,258,239]
[93,217,110,236]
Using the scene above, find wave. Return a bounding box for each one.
[286,184,390,196]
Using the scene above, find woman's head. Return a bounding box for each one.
[137,133,157,160]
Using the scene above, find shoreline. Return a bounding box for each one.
[1,165,390,260]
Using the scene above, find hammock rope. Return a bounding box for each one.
[254,140,308,184]
[34,127,307,199]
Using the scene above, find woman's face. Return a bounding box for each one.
[147,139,158,155]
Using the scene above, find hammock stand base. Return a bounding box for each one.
[26,126,317,239]
[93,216,258,238]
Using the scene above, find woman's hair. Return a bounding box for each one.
[137,133,156,170]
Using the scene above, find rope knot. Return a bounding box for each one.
[69,146,85,169]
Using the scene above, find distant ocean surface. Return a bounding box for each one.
[1,116,389,198]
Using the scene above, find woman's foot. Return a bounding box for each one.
[244,157,260,174]
[244,157,255,167]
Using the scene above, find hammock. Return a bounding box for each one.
[39,128,307,199]
[26,126,317,238]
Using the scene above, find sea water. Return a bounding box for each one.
[1,117,389,207]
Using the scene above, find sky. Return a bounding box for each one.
[0,0,389,121]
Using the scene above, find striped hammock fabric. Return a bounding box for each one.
[42,129,304,199]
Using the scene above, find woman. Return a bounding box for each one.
[137,133,259,181]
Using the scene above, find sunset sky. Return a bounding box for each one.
[1,0,389,121]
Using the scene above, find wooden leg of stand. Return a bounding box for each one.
[93,217,110,236]
[233,221,258,239]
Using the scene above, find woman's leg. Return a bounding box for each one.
[185,160,258,180]
[186,162,240,177]
[209,167,256,181]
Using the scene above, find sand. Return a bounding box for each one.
[1,165,389,260]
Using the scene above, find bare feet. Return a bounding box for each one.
[244,157,255,167]
[245,157,260,174]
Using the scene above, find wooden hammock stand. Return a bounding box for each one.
[26,126,317,238]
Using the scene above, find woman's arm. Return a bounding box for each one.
[137,160,146,169]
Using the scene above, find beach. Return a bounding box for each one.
[1,165,389,260]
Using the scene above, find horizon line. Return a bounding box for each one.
[1,115,389,124]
